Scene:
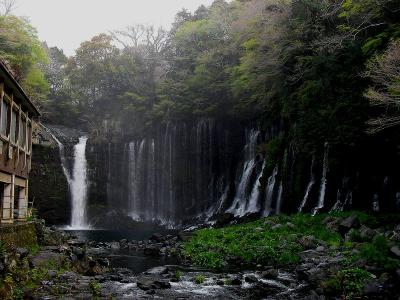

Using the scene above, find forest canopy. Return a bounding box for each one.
[1,0,399,150]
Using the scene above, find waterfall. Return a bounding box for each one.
[128,141,138,219]
[330,189,342,212]
[226,129,260,216]
[96,122,272,225]
[298,158,315,213]
[312,143,329,216]
[372,194,380,212]
[330,177,353,212]
[275,182,283,214]
[262,166,278,217]
[246,161,266,214]
[70,136,89,229]
[43,126,71,184]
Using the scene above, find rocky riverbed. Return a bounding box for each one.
[1,212,400,299]
[27,237,310,299]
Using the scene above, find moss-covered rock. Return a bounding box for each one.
[0,222,37,251]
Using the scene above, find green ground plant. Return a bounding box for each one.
[183,213,344,270]
[183,212,400,272]
[322,268,373,298]
[194,274,205,284]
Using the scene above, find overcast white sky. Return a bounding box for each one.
[14,0,216,56]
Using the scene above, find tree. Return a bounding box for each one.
[0,0,16,16]
[366,40,400,133]
[0,14,49,105]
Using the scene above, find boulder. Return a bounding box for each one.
[298,235,317,250]
[390,246,400,258]
[271,224,283,230]
[363,280,382,296]
[72,247,86,259]
[261,269,279,279]
[230,276,242,285]
[96,258,110,268]
[136,277,171,290]
[215,213,235,227]
[359,225,375,241]
[110,242,120,251]
[178,231,194,242]
[145,266,169,275]
[244,274,259,283]
[264,220,275,227]
[47,270,57,278]
[59,271,78,282]
[338,215,360,236]
[16,248,29,259]
[286,222,295,229]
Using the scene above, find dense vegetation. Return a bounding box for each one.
[183,212,400,297]
[183,212,400,270]
[2,0,399,148]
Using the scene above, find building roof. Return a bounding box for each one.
[0,60,41,117]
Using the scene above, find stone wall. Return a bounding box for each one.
[29,143,70,225]
[0,222,37,250]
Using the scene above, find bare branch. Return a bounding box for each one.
[0,0,17,16]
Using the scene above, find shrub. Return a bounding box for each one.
[175,271,183,281]
[195,275,205,284]
[89,280,101,297]
[322,268,373,297]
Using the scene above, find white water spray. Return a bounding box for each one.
[227,129,260,216]
[41,124,71,184]
[298,158,315,213]
[275,182,283,214]
[246,161,266,213]
[70,136,89,229]
[262,166,278,217]
[312,143,329,216]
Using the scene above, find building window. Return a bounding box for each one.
[19,119,26,149]
[10,109,17,144]
[1,100,8,136]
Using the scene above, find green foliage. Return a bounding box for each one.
[260,137,285,175]
[16,0,396,150]
[355,235,399,270]
[183,213,342,270]
[322,268,373,298]
[89,280,101,297]
[27,244,40,255]
[194,274,205,284]
[0,15,49,105]
[174,270,183,281]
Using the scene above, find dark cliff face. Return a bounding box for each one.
[30,120,400,227]
[29,124,84,226]
[30,144,70,225]
[85,119,400,226]
[85,120,247,225]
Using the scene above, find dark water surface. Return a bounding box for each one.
[64,226,179,273]
[65,228,175,242]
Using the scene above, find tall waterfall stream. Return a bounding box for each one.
[70,136,89,229]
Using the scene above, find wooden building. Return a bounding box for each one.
[0,60,40,224]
